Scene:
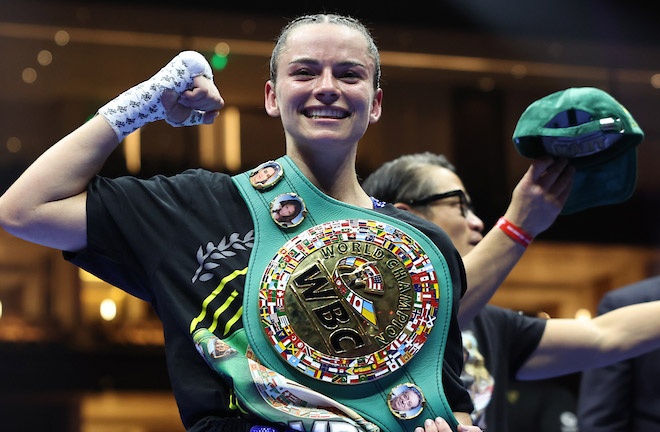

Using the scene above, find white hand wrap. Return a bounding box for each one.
[98,51,214,140]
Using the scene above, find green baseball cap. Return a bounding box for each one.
[513,87,644,215]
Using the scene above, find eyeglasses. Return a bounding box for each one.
[406,189,474,218]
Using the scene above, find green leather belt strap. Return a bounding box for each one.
[213,155,457,431]
[193,327,379,431]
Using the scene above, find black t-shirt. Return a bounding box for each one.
[66,168,472,430]
[461,304,547,431]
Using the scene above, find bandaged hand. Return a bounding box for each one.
[99,51,223,140]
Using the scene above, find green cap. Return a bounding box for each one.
[513,87,644,215]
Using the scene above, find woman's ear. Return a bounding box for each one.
[264,80,280,117]
[394,202,412,212]
[369,88,383,124]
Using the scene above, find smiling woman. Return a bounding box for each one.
[2,3,659,432]
[0,11,480,432]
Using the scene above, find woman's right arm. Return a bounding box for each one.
[0,115,119,252]
[0,51,223,253]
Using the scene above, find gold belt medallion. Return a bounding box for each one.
[259,219,441,384]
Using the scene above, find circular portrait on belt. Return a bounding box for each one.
[387,382,425,419]
[207,336,237,360]
[249,160,283,190]
[270,193,306,228]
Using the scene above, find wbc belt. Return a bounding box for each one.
[229,156,457,432]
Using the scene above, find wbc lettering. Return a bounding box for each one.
[259,219,440,384]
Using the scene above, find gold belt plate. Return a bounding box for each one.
[258,219,441,384]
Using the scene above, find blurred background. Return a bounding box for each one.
[1,0,660,430]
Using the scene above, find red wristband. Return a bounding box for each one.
[496,217,532,247]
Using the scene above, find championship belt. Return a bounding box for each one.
[195,156,458,432]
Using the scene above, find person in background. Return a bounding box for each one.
[0,14,480,432]
[362,151,660,431]
[578,276,660,430]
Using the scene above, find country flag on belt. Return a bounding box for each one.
[345,291,377,326]
[366,273,383,293]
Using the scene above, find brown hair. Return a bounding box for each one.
[269,13,381,91]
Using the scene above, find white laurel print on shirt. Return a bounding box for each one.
[192,230,254,283]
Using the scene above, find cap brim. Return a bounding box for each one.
[561,147,637,215]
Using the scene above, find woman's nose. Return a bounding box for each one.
[314,70,339,100]
[467,211,484,233]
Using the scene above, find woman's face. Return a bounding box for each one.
[252,166,275,184]
[264,23,382,150]
[407,167,484,257]
[279,202,297,217]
